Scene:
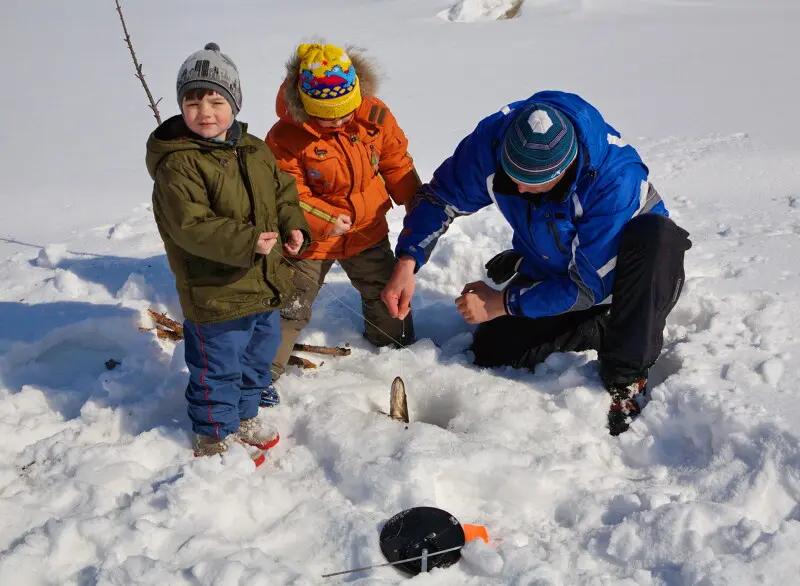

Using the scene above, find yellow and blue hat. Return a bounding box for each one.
[296,43,362,119]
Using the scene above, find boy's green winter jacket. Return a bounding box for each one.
[146,115,311,324]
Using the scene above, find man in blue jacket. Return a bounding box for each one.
[381,91,691,435]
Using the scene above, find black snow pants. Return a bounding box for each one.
[471,213,692,386]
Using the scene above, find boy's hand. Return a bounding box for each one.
[283,229,304,256]
[330,214,352,237]
[255,232,279,256]
[381,256,416,319]
[455,281,507,324]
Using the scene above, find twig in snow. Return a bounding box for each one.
[288,355,317,369]
[146,309,183,336]
[293,343,351,357]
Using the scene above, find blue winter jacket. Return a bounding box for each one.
[396,91,667,319]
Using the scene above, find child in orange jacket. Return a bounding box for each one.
[265,43,420,391]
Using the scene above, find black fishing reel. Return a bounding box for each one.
[379,506,466,575]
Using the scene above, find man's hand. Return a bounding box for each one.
[485,250,523,284]
[256,232,279,256]
[330,214,352,237]
[283,229,304,255]
[455,281,507,324]
[381,256,416,319]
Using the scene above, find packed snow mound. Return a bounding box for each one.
[440,0,524,22]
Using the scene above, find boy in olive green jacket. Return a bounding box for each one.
[146,43,311,460]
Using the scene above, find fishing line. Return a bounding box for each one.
[267,152,476,381]
[266,228,412,380]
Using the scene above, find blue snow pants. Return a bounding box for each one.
[183,310,281,440]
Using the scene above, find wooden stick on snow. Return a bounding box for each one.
[292,343,351,357]
[288,356,317,369]
[141,310,346,368]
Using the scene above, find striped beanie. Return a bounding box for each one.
[501,103,578,185]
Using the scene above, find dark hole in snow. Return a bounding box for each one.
[105,358,121,370]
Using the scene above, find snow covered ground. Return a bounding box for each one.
[1,0,799,584]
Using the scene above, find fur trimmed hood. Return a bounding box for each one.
[279,46,380,124]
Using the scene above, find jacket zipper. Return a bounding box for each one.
[526,202,539,257]
[369,144,378,176]
[547,220,567,254]
[237,147,281,298]
[235,148,258,226]
[336,133,356,199]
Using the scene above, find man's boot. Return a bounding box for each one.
[606,378,647,436]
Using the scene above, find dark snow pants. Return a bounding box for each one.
[471,214,691,386]
[183,310,281,439]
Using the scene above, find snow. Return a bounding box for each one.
[2,0,800,584]
[440,0,524,22]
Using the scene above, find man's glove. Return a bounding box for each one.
[485,250,523,284]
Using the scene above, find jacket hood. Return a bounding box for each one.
[145,115,245,179]
[522,91,611,171]
[276,46,380,125]
[515,91,643,174]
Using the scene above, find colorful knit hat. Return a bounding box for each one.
[177,43,242,115]
[296,43,362,119]
[501,103,578,185]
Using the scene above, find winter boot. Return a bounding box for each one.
[237,417,280,450]
[606,378,647,436]
[259,383,280,408]
[193,433,238,457]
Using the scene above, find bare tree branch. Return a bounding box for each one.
[114,0,162,124]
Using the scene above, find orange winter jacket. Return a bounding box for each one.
[266,50,421,260]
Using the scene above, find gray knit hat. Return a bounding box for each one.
[176,42,242,115]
